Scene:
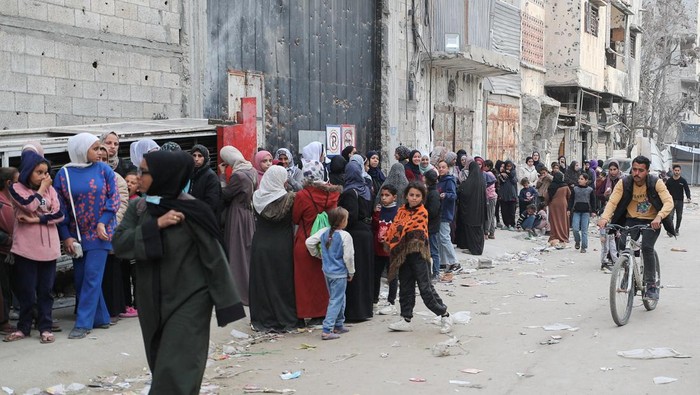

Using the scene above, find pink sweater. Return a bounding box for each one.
[9,182,63,261]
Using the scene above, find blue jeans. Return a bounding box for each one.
[439,222,458,266]
[73,249,111,329]
[571,212,590,248]
[521,215,536,230]
[13,255,56,335]
[429,233,440,276]
[323,276,347,333]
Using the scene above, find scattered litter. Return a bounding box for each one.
[451,311,472,324]
[331,353,359,363]
[44,384,65,395]
[279,371,302,380]
[543,274,569,279]
[551,335,562,340]
[519,332,527,335]
[532,294,548,299]
[477,259,494,269]
[431,337,464,357]
[600,367,614,372]
[653,376,678,385]
[120,352,130,356]
[449,380,471,386]
[670,248,687,252]
[539,339,560,345]
[409,378,426,382]
[391,341,401,347]
[297,343,316,350]
[200,384,219,393]
[66,383,85,392]
[230,328,251,339]
[565,301,576,305]
[516,372,534,378]
[664,284,682,288]
[243,385,296,394]
[479,280,498,285]
[380,353,389,358]
[1,387,13,395]
[460,368,482,374]
[24,389,40,395]
[618,348,689,359]
[542,323,573,331]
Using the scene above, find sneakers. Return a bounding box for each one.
[575,242,580,250]
[644,284,659,301]
[580,248,587,253]
[388,319,412,332]
[68,327,90,339]
[377,304,398,315]
[447,264,462,274]
[675,229,680,236]
[321,332,340,340]
[119,306,138,318]
[439,315,453,334]
[333,326,350,334]
[507,226,515,231]
[488,234,495,239]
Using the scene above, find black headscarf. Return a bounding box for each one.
[547,171,568,202]
[405,149,422,179]
[456,149,467,170]
[564,161,581,185]
[341,146,355,163]
[366,150,386,184]
[143,151,222,245]
[329,155,347,186]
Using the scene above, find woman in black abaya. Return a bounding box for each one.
[455,161,487,255]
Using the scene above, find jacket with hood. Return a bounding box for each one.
[497,161,518,202]
[437,173,457,222]
[9,151,63,261]
[189,144,222,217]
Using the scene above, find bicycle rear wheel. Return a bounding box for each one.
[610,255,634,326]
[643,251,661,311]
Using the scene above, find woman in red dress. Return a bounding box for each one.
[293,160,342,325]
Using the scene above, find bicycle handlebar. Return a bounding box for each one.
[605,224,651,231]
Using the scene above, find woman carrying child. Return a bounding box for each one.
[385,181,452,334]
[305,207,354,340]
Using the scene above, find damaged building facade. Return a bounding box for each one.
[544,0,642,164]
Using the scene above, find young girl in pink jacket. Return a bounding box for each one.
[3,148,63,343]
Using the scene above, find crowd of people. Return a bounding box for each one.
[0,131,692,392]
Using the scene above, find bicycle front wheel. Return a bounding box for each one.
[610,255,634,326]
[643,251,661,311]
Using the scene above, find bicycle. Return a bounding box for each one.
[606,224,661,326]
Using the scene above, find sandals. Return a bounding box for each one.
[3,331,26,342]
[0,324,18,336]
[40,331,55,344]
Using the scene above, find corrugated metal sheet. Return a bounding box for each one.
[488,0,521,97]
[468,0,494,49]
[431,0,467,52]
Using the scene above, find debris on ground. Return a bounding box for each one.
[230,328,252,339]
[409,378,426,382]
[542,323,573,331]
[516,372,534,378]
[331,353,359,363]
[431,337,466,357]
[670,248,688,252]
[243,385,296,394]
[600,367,614,371]
[449,380,471,385]
[617,348,690,359]
[653,376,678,385]
[460,368,482,374]
[279,371,302,380]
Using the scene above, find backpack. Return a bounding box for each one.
[305,189,331,254]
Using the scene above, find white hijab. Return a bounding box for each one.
[302,142,323,163]
[130,139,159,168]
[220,145,253,171]
[252,166,288,214]
[65,133,99,168]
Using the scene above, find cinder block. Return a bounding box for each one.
[101,14,124,34]
[150,57,171,72]
[130,85,152,102]
[25,36,55,57]
[167,27,179,44]
[0,72,27,93]
[145,24,166,42]
[95,64,119,83]
[25,56,42,75]
[171,89,181,105]
[0,30,24,53]
[98,100,122,117]
[10,53,24,73]
[41,58,70,78]
[45,95,73,114]
[75,9,101,30]
[56,79,84,98]
[0,111,28,130]
[69,61,96,81]
[91,0,115,15]
[169,57,182,74]
[27,75,56,95]
[0,92,14,111]
[149,0,169,11]
[72,97,98,116]
[141,70,161,86]
[129,53,151,69]
[137,6,161,24]
[123,19,146,39]
[64,0,91,9]
[118,67,142,85]
[0,0,19,16]
[56,113,83,126]
[164,103,181,118]
[143,102,166,118]
[107,83,130,101]
[115,1,138,20]
[47,4,76,25]
[161,10,180,27]
[129,0,149,7]
[167,0,179,13]
[18,0,48,21]
[55,42,83,61]
[161,72,179,89]
[100,49,129,68]
[28,113,57,128]
[15,93,45,113]
[82,81,108,99]
[152,87,171,103]
[121,101,143,117]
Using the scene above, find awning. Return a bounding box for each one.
[425,46,519,77]
[669,143,700,161]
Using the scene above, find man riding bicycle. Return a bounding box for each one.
[597,156,675,301]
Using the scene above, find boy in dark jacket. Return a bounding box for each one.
[569,174,596,253]
[424,170,442,281]
[373,185,399,315]
[437,160,461,273]
[518,178,539,222]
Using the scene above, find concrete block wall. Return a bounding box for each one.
[0,0,189,130]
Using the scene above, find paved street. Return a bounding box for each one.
[2,192,700,394]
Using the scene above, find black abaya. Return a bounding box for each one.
[338,190,374,321]
[456,162,487,255]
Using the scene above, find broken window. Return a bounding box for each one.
[630,33,637,58]
[585,2,599,37]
